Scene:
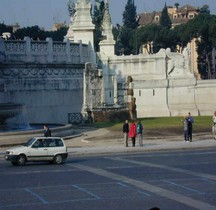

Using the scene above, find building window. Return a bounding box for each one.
[139,90,141,97]
[153,89,155,96]
[110,91,112,98]
[155,16,159,21]
[173,14,177,19]
[188,14,194,19]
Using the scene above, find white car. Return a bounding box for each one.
[4,137,68,166]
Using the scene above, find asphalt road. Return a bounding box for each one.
[1,149,216,210]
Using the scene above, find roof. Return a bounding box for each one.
[138,4,199,27]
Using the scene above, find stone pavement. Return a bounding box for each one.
[0,127,216,158]
[63,128,216,156]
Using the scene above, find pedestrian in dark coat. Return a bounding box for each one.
[187,112,194,142]
[123,120,129,147]
[44,125,51,137]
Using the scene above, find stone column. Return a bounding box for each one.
[127,76,136,120]
[65,39,72,63]
[24,37,32,62]
[46,38,53,63]
[113,75,118,104]
[79,40,83,63]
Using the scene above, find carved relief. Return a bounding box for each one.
[0,67,83,78]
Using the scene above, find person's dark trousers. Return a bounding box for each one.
[132,137,136,147]
[188,129,192,141]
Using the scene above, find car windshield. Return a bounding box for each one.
[23,138,36,147]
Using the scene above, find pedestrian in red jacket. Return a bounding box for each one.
[129,120,137,147]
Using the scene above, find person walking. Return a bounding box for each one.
[136,120,143,146]
[212,111,216,140]
[182,116,189,142]
[44,125,51,137]
[187,112,194,142]
[123,120,129,147]
[129,120,137,147]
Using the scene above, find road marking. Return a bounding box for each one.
[164,180,205,195]
[116,150,216,158]
[73,184,102,199]
[107,157,216,181]
[67,163,216,210]
[25,188,48,204]
[2,169,80,175]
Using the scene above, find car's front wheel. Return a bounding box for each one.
[17,155,26,166]
[53,154,63,164]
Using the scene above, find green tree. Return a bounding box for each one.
[123,0,138,29]
[48,27,68,41]
[174,3,180,9]
[160,3,172,29]
[92,0,105,52]
[14,26,46,40]
[137,24,179,54]
[14,25,67,41]
[113,24,123,55]
[199,5,210,14]
[119,0,138,55]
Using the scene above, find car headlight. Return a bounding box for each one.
[6,151,13,155]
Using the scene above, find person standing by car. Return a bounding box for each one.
[136,120,143,146]
[129,120,137,147]
[44,125,51,137]
[123,120,129,147]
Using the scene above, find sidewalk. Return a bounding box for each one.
[0,128,216,157]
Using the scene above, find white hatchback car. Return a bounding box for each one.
[5,137,68,166]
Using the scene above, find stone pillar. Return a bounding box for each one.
[79,40,83,63]
[99,1,115,56]
[65,39,72,63]
[113,76,118,104]
[0,38,5,62]
[127,76,136,120]
[65,0,96,64]
[24,37,32,62]
[46,38,53,63]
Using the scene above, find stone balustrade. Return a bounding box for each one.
[0,37,89,64]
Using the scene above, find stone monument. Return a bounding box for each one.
[65,0,96,63]
[99,0,116,56]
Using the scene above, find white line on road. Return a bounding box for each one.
[67,163,216,210]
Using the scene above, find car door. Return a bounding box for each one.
[28,139,48,161]
[47,138,64,158]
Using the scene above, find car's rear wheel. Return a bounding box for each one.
[53,154,63,164]
[17,155,26,166]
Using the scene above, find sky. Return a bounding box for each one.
[0,0,215,30]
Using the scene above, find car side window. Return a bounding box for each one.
[32,139,44,148]
[56,139,63,147]
[48,139,56,147]
[43,139,50,147]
